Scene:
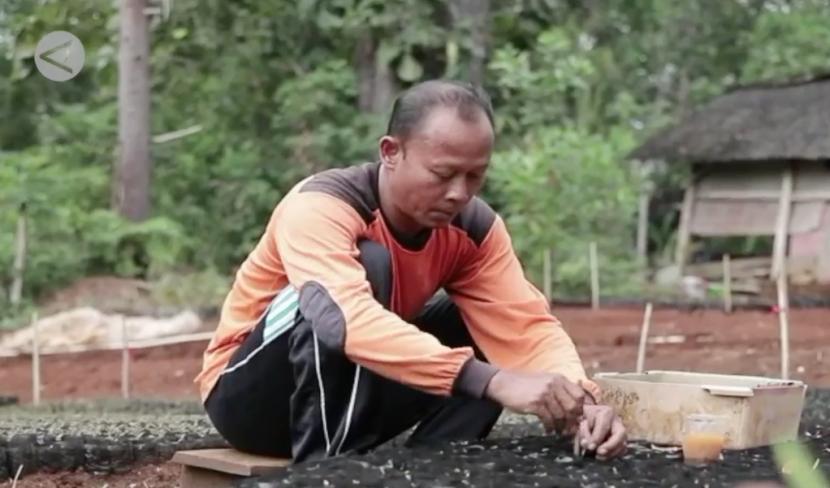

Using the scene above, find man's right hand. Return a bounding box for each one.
[484,369,586,433]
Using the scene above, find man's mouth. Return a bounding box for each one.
[431,209,456,218]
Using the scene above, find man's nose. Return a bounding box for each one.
[445,177,470,202]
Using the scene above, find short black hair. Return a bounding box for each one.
[386,80,495,140]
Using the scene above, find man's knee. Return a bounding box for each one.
[357,239,392,308]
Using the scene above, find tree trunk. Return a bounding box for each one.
[114,0,152,221]
[450,0,490,86]
[9,202,27,306]
[355,34,396,114]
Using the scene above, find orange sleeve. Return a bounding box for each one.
[273,191,498,398]
[447,216,601,400]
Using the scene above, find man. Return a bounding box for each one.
[197,80,626,463]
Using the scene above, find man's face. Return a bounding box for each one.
[380,106,494,230]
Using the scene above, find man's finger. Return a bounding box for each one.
[535,403,556,433]
[578,418,592,447]
[563,380,587,406]
[562,417,580,436]
[544,392,566,422]
[598,438,627,461]
[589,409,613,449]
[597,418,627,459]
[553,383,584,419]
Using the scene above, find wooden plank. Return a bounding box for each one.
[771,166,794,279]
[172,449,290,477]
[685,256,771,280]
[180,465,240,488]
[695,189,830,201]
[676,181,696,276]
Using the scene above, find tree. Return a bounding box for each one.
[114,0,152,221]
[449,0,490,85]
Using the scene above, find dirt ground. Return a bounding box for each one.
[0,306,827,487]
[0,462,180,488]
[1,306,828,404]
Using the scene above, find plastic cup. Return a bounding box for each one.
[681,414,728,466]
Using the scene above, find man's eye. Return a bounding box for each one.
[434,171,453,180]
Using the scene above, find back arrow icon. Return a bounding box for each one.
[38,40,74,74]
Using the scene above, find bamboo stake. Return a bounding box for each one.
[771,166,793,280]
[723,254,733,313]
[589,242,599,310]
[121,315,130,399]
[636,188,650,265]
[636,303,653,374]
[31,312,40,406]
[543,248,552,302]
[777,265,790,380]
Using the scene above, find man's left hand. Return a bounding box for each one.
[576,404,627,460]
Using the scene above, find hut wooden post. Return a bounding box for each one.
[675,181,696,276]
[723,254,732,313]
[771,165,794,280]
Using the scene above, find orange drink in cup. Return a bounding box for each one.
[682,414,728,465]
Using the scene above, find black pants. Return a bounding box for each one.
[205,240,502,463]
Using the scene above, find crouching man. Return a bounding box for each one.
[196,80,627,463]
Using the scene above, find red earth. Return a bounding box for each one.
[0,306,828,486]
[1,306,828,404]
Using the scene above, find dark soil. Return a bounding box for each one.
[240,390,830,488]
[0,304,828,486]
[0,403,226,478]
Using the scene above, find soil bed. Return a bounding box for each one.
[242,389,830,487]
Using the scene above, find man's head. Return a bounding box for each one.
[378,80,495,233]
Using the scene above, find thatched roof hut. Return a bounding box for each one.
[630,75,830,164]
[630,75,830,285]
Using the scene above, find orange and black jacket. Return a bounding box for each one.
[196,162,599,402]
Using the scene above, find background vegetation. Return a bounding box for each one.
[2,0,829,323]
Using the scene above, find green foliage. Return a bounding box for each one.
[773,441,829,488]
[2,0,830,315]
[741,1,830,82]
[488,125,641,297]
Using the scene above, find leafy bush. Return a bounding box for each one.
[488,126,642,298]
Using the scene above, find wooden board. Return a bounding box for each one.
[172,448,291,477]
[179,465,240,488]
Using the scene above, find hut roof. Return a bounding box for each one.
[628,74,830,164]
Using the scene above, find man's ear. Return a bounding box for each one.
[379,135,403,170]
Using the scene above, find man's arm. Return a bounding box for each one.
[447,215,600,400]
[273,191,496,397]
